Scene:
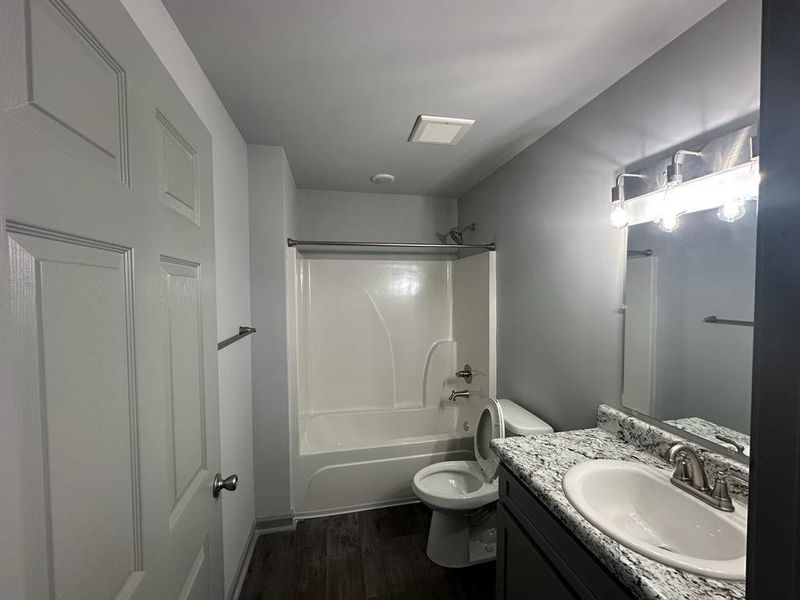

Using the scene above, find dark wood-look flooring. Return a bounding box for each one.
[239,503,495,600]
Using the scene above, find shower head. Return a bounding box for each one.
[448,223,476,245]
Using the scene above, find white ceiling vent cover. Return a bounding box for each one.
[408,114,475,145]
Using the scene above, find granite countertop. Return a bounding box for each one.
[665,417,750,456]
[491,427,746,600]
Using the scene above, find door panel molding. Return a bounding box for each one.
[1,0,130,185]
[177,538,210,600]
[156,109,199,224]
[160,256,208,530]
[6,220,143,600]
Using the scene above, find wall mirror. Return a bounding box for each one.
[618,124,759,457]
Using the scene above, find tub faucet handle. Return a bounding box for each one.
[455,364,473,383]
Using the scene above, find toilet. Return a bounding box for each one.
[412,397,552,567]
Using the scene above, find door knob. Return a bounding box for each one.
[213,473,238,498]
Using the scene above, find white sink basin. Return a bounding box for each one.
[562,460,747,580]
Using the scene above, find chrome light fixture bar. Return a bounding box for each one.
[622,160,759,228]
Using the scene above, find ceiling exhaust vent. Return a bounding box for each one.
[408,114,475,145]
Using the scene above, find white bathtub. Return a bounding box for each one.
[300,406,469,454]
[292,406,474,515]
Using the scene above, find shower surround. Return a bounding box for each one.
[286,249,495,515]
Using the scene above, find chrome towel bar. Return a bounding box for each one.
[703,315,754,327]
[218,326,257,350]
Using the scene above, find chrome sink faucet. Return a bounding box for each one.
[665,443,735,512]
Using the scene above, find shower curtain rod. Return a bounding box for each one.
[287,238,496,251]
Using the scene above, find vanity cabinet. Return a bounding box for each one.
[496,465,635,600]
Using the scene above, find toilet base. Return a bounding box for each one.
[425,505,497,568]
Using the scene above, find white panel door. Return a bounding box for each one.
[451,251,496,432]
[0,1,224,599]
[452,252,497,402]
[623,256,658,414]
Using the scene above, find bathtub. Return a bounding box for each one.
[292,406,474,516]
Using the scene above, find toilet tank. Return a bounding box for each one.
[497,399,553,436]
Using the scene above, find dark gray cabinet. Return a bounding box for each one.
[496,465,635,600]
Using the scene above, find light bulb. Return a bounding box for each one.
[658,210,681,232]
[655,183,683,232]
[718,196,746,222]
[609,199,629,229]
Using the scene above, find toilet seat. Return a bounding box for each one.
[474,397,504,480]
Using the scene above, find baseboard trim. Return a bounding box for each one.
[294,497,421,520]
[228,513,298,600]
[227,520,258,600]
[255,512,296,532]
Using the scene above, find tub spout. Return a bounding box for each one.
[449,389,470,402]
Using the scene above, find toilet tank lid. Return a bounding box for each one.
[497,399,554,435]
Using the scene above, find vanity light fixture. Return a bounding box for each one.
[609,173,647,229]
[611,126,760,231]
[617,161,759,229]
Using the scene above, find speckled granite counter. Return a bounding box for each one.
[665,417,750,457]
[490,406,747,600]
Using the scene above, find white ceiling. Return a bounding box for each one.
[163,0,725,197]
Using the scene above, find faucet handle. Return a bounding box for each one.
[455,364,473,383]
[672,455,692,483]
[711,471,735,512]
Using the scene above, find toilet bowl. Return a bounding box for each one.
[413,460,497,512]
[412,397,552,567]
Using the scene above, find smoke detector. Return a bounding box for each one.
[408,115,475,145]
[370,173,396,184]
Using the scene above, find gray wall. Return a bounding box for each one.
[248,145,296,519]
[295,189,456,243]
[457,0,761,431]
